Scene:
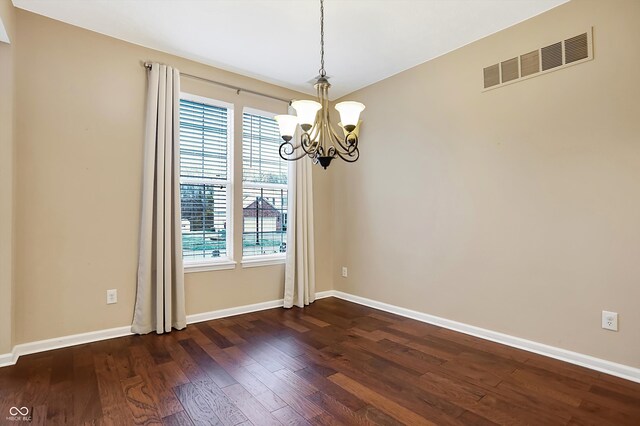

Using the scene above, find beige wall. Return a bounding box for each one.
[0,0,15,354]
[8,0,638,371]
[12,10,333,345]
[333,0,640,367]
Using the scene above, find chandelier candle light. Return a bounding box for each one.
[275,0,365,169]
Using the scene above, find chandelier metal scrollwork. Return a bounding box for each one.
[275,0,365,169]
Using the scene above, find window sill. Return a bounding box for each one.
[241,255,286,268]
[184,259,237,273]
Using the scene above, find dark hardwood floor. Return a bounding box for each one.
[1,297,639,425]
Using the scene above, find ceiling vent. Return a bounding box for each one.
[483,28,593,91]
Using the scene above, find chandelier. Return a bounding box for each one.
[275,0,365,169]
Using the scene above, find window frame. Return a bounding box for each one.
[241,106,289,267]
[179,92,236,272]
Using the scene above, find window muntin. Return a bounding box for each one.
[179,97,232,263]
[242,111,288,258]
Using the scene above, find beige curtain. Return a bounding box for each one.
[132,63,186,334]
[284,112,316,308]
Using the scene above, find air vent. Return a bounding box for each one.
[520,50,540,77]
[482,28,593,91]
[501,58,519,83]
[565,33,589,63]
[541,42,563,71]
[483,64,500,89]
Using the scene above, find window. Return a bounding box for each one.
[242,110,288,260]
[179,96,233,266]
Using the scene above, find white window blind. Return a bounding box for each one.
[242,112,288,257]
[179,98,231,262]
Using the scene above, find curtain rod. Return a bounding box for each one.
[143,62,292,105]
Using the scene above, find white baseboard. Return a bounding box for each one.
[3,290,639,385]
[186,298,284,324]
[0,326,134,367]
[314,290,334,300]
[0,296,289,368]
[328,290,640,384]
[186,291,335,325]
[0,352,16,367]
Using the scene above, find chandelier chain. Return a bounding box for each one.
[275,0,363,169]
[319,0,326,77]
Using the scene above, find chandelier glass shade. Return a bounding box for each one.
[275,0,365,169]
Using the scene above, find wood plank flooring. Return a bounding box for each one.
[1,297,639,425]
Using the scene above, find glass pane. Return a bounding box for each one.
[180,99,228,180]
[242,187,288,256]
[181,183,228,261]
[242,113,288,185]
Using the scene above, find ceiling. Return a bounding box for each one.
[12,0,568,99]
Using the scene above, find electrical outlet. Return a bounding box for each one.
[106,289,118,305]
[341,267,348,278]
[602,310,618,331]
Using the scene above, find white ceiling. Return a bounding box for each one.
[13,0,568,99]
